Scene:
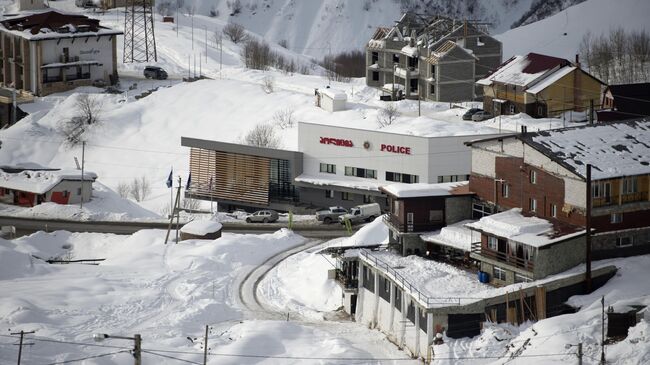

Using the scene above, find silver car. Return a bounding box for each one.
[245,210,279,223]
[471,111,493,122]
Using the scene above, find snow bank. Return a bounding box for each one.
[341,216,388,246]
[421,220,480,252]
[180,219,222,235]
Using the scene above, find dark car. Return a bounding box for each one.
[462,108,483,120]
[143,66,168,80]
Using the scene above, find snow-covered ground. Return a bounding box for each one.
[0,228,415,364]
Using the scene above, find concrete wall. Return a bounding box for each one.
[299,186,387,211]
[47,180,93,204]
[445,196,473,225]
[535,236,586,279]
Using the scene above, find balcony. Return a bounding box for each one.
[593,191,649,207]
[383,214,442,234]
[394,66,419,79]
[471,242,534,272]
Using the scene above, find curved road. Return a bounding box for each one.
[237,238,324,319]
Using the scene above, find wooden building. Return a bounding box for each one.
[380,181,474,256]
[477,53,604,118]
[598,83,650,121]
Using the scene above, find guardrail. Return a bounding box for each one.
[358,249,480,308]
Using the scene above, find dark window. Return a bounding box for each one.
[430,64,436,76]
[371,52,378,63]
[408,56,418,69]
[616,237,633,247]
[530,198,537,212]
[341,192,352,201]
[393,54,399,63]
[430,84,435,95]
[362,265,375,293]
[409,78,418,93]
[550,204,557,218]
[325,190,334,199]
[269,159,296,201]
[320,163,336,174]
[611,213,623,223]
[386,171,418,183]
[363,195,373,203]
[372,71,379,81]
[394,288,402,310]
[345,166,376,179]
[529,170,537,184]
[501,183,509,198]
[493,266,506,281]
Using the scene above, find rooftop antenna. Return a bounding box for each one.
[123,0,157,63]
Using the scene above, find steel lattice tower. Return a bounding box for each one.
[123,0,157,63]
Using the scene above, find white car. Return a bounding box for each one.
[338,203,381,225]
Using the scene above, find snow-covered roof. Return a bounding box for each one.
[477,53,571,88]
[401,44,418,57]
[0,169,97,194]
[180,220,222,236]
[294,173,383,192]
[420,220,480,252]
[0,10,122,41]
[425,40,477,64]
[41,60,101,69]
[319,88,347,101]
[381,181,469,198]
[526,120,650,179]
[466,208,584,248]
[526,66,576,94]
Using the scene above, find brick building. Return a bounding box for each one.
[466,120,650,265]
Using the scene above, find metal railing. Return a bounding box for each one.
[358,249,480,308]
[382,214,442,233]
[593,191,648,207]
[470,242,534,271]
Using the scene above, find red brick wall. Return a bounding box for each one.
[593,209,650,233]
[470,156,586,226]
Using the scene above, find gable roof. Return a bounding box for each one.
[424,40,478,64]
[605,83,650,117]
[0,168,97,194]
[0,10,122,40]
[476,53,572,89]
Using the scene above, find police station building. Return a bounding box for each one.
[182,122,501,213]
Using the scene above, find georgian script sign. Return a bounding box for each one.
[320,137,353,147]
[381,143,411,155]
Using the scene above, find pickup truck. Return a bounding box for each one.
[315,206,348,224]
[338,203,381,225]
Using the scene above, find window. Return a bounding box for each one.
[430,84,435,95]
[63,191,69,197]
[408,56,418,69]
[493,266,507,281]
[529,170,537,184]
[611,213,623,223]
[393,54,399,63]
[488,236,498,250]
[438,175,470,183]
[320,163,336,174]
[537,105,544,116]
[325,189,334,199]
[550,204,557,218]
[393,200,400,214]
[371,52,379,63]
[514,274,532,283]
[345,166,377,179]
[372,71,379,81]
[363,195,373,203]
[341,192,352,201]
[616,236,633,248]
[407,212,414,224]
[622,177,638,194]
[529,198,537,212]
[509,104,515,114]
[429,210,443,222]
[430,64,436,77]
[77,188,82,195]
[386,171,418,184]
[501,183,509,198]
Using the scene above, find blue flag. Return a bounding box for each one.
[166,168,173,188]
[186,172,192,190]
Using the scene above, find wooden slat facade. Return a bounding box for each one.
[189,147,271,206]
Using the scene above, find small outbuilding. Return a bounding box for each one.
[315,88,347,112]
[180,220,223,240]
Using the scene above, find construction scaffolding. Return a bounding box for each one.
[123,0,157,63]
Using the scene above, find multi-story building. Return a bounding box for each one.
[0,10,121,96]
[465,120,650,284]
[366,13,502,102]
[476,53,604,118]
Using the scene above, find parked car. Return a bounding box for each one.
[338,203,381,225]
[462,108,483,120]
[472,111,493,122]
[315,206,348,224]
[143,66,168,80]
[245,210,279,223]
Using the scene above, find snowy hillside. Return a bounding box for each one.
[177,0,587,59]
[497,0,650,59]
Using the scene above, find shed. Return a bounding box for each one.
[315,88,347,112]
[180,220,223,240]
[607,305,647,338]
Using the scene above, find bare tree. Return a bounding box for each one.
[242,123,281,149]
[242,38,273,70]
[182,197,201,211]
[223,22,248,43]
[116,182,130,199]
[272,108,296,129]
[262,76,274,93]
[376,104,400,127]
[129,176,151,202]
[58,94,103,146]
[227,0,242,15]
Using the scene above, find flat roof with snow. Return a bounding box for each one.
[380,181,470,198]
[420,220,480,252]
[0,169,97,194]
[319,88,347,101]
[466,208,584,248]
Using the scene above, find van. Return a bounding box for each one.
[338,203,381,225]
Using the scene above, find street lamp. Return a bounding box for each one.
[565,343,583,365]
[93,333,142,365]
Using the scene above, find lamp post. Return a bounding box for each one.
[565,343,583,365]
[93,333,142,365]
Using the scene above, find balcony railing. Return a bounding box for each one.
[593,191,648,207]
[471,242,534,271]
[394,66,419,79]
[334,269,358,290]
[383,214,442,233]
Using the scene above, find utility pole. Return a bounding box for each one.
[203,325,209,365]
[601,296,606,364]
[80,141,85,210]
[191,12,194,50]
[164,176,182,244]
[134,334,142,365]
[586,164,592,292]
[12,87,16,126]
[589,99,595,124]
[205,26,208,63]
[578,343,583,365]
[188,55,190,79]
[219,37,223,78]
[11,330,35,365]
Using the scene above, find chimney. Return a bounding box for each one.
[575,54,580,68]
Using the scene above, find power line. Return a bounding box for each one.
[43,350,130,365]
[141,350,202,364]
